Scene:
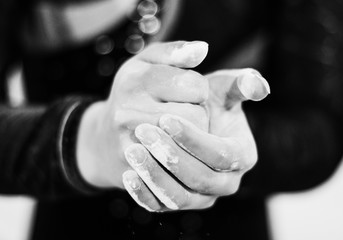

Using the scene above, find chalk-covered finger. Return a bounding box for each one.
[141,64,208,103]
[159,114,256,172]
[136,41,208,68]
[207,68,270,109]
[135,124,241,195]
[122,170,164,212]
[124,144,216,210]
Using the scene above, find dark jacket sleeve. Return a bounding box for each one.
[0,0,104,199]
[241,0,343,196]
[0,97,98,199]
[242,102,343,196]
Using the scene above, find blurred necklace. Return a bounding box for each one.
[93,0,165,77]
[22,0,181,55]
[124,0,163,54]
[93,0,182,78]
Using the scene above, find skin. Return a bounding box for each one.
[76,40,270,211]
[19,0,268,212]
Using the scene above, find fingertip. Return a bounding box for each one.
[170,41,209,68]
[159,114,183,137]
[172,70,209,103]
[237,70,270,101]
[122,170,142,190]
[134,123,163,147]
[122,170,160,212]
[134,123,153,140]
[124,143,147,167]
[159,114,174,129]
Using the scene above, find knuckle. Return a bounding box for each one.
[243,149,258,171]
[250,154,258,168]
[229,184,240,195]
[215,147,234,170]
[227,138,256,172]
[190,172,214,194]
[179,70,208,102]
[202,199,216,209]
[225,180,240,195]
[195,196,217,210]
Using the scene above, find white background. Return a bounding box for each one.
[268,159,343,240]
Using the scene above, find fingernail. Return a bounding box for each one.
[122,170,141,190]
[251,71,270,95]
[159,115,183,137]
[170,41,208,67]
[237,70,270,101]
[135,124,160,146]
[125,144,147,166]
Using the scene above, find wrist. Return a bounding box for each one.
[60,98,104,194]
[76,101,109,188]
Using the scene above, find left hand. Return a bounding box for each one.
[122,68,270,212]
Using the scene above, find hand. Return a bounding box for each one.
[205,68,270,170]
[76,41,210,189]
[122,68,270,212]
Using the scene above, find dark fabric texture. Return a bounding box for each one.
[0,97,98,199]
[0,0,342,239]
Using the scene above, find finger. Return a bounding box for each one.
[135,124,241,196]
[161,102,209,131]
[122,170,165,212]
[159,114,256,172]
[112,100,209,135]
[140,64,208,103]
[124,144,216,210]
[207,68,270,109]
[136,41,209,68]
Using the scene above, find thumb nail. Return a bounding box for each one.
[237,70,270,101]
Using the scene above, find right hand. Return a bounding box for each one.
[76,41,210,189]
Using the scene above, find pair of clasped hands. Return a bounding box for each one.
[78,41,270,212]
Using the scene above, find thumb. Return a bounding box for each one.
[207,68,270,109]
[136,41,209,68]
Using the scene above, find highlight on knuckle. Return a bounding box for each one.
[225,180,240,196]
[181,70,208,102]
[215,148,234,170]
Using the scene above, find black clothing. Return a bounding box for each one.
[1,0,343,239]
